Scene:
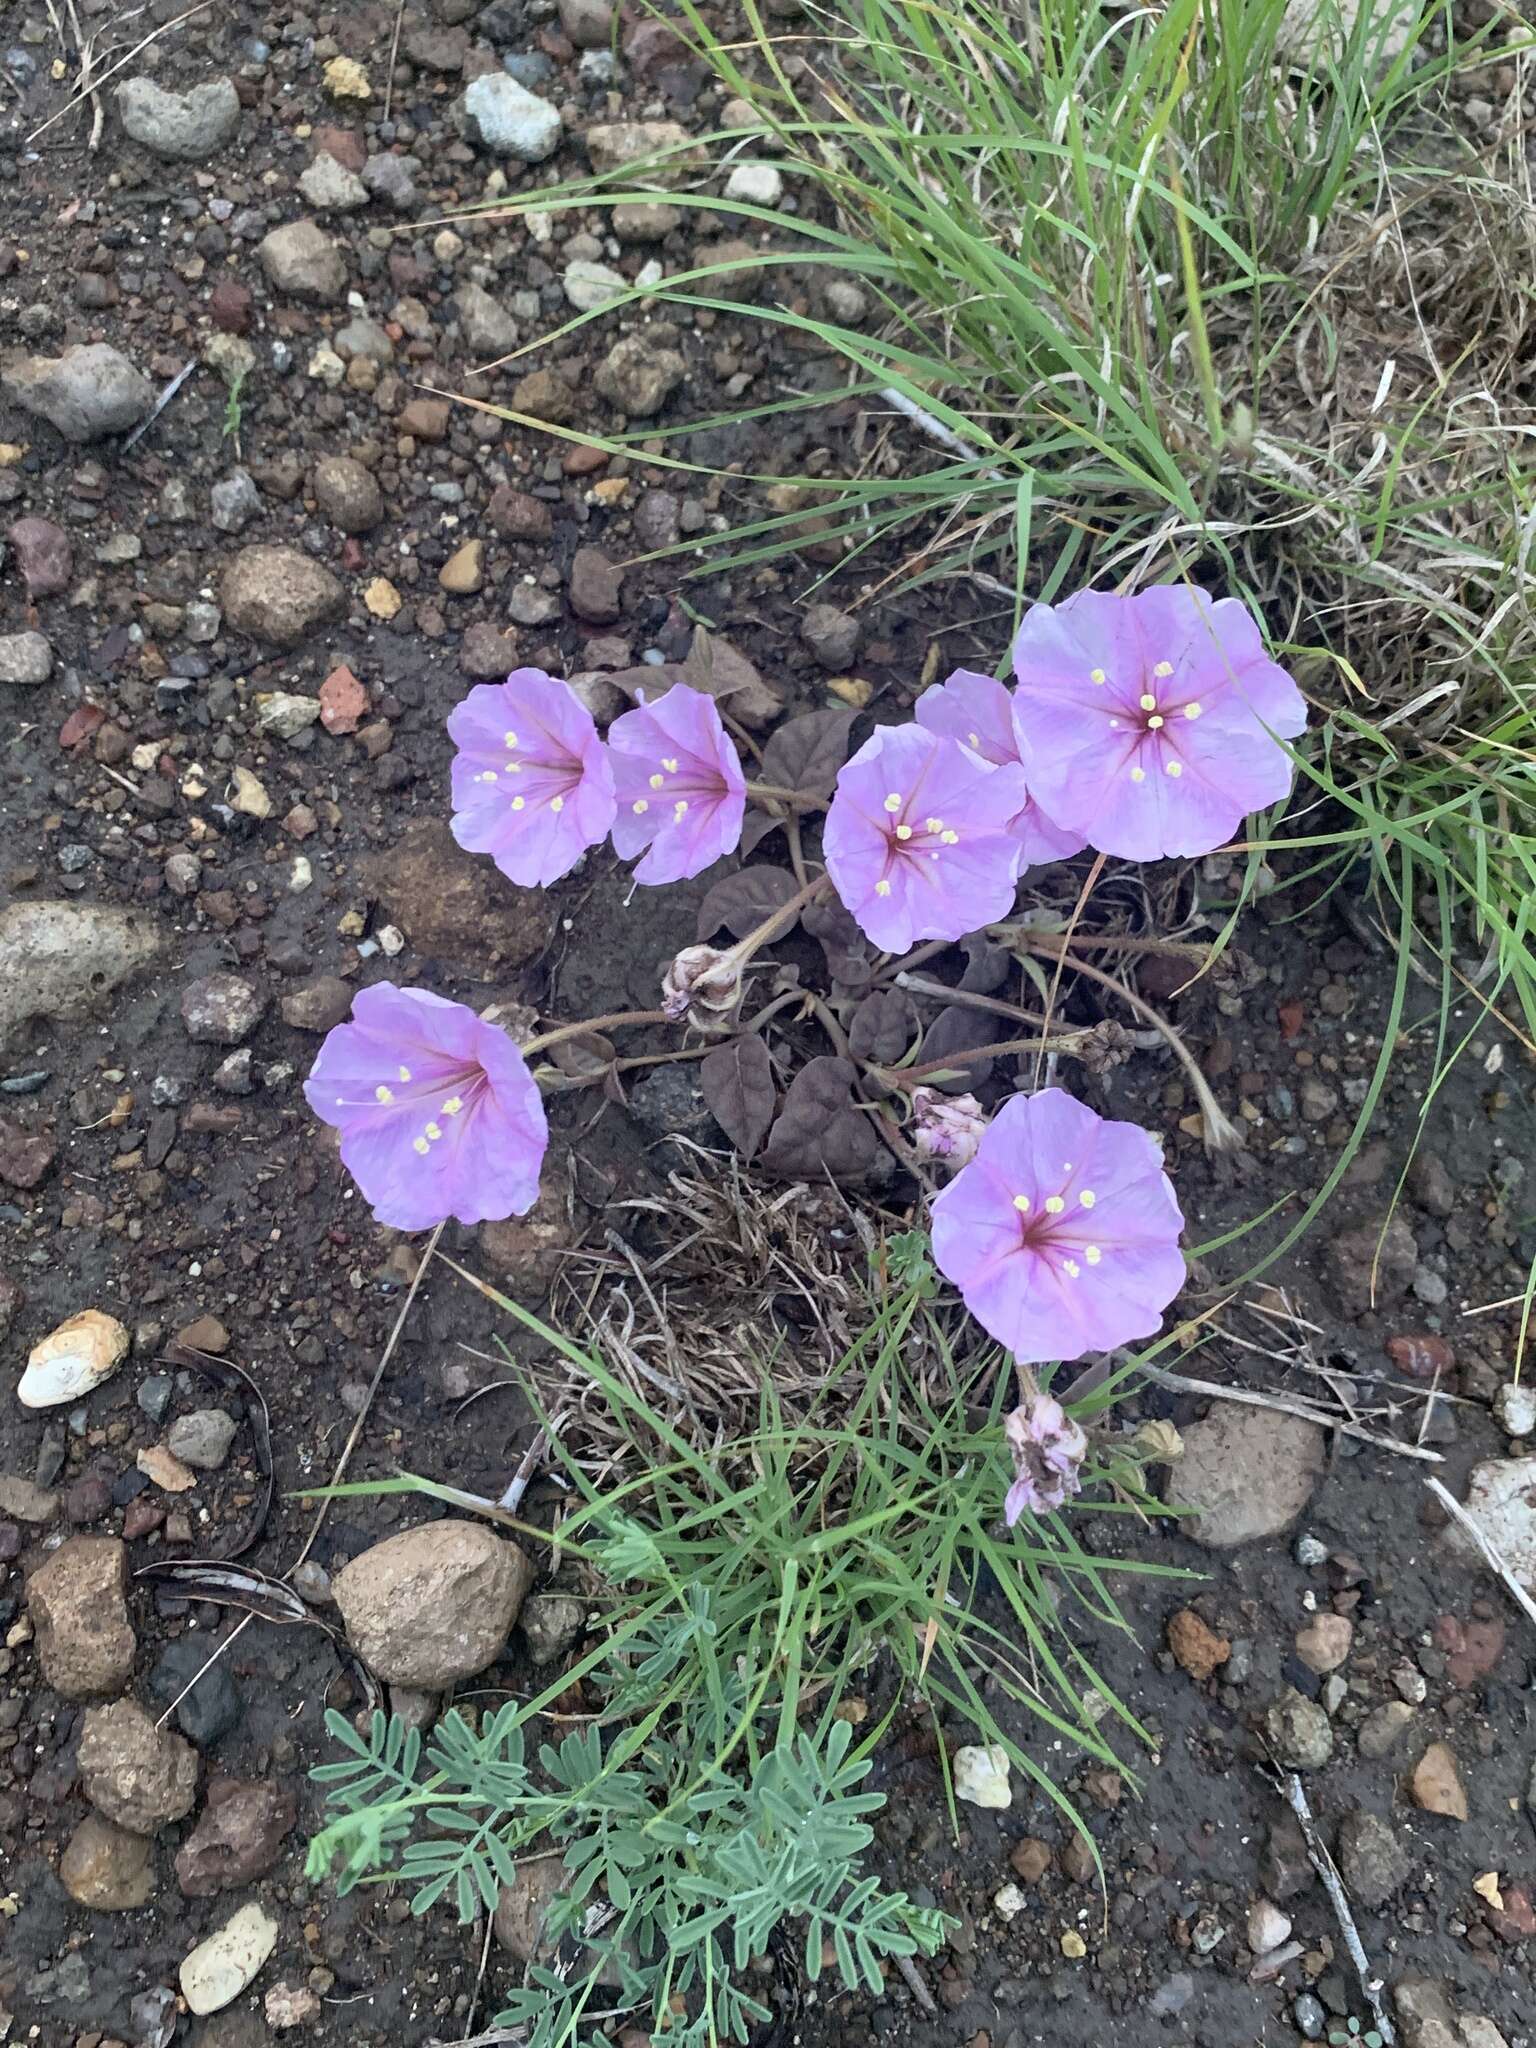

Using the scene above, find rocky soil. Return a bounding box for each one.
[0,5,1534,2048]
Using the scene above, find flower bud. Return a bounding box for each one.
[911,1086,987,1170]
[661,944,742,1025]
[1003,1394,1088,1525]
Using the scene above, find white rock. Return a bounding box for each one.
[255,692,322,739]
[299,152,369,213]
[459,74,562,161]
[992,1882,1028,1919]
[0,899,163,1050]
[724,162,784,207]
[563,259,628,312]
[19,1311,129,1410]
[180,1902,279,2016]
[1246,1897,1292,1954]
[1443,1455,1536,1592]
[1493,1383,1536,1439]
[229,766,273,820]
[953,1742,1011,1810]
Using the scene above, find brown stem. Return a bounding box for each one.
[521,1008,672,1058]
[1024,939,1243,1152]
[719,870,828,970]
[745,782,830,813]
[894,972,1052,1033]
[873,1031,1090,1087]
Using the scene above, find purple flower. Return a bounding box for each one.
[915,667,1087,865]
[303,984,548,1232]
[1003,1393,1088,1523]
[911,1087,987,1171]
[608,684,747,884]
[930,1088,1185,1364]
[822,724,1028,952]
[447,669,617,889]
[1009,586,1308,861]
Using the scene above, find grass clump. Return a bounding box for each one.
[306,1243,1180,2047]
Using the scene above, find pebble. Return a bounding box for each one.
[78,1698,200,1834]
[19,1309,129,1410]
[455,281,520,357]
[281,977,352,1032]
[180,1901,279,2016]
[256,690,322,739]
[320,663,369,731]
[7,515,72,596]
[229,764,273,818]
[564,258,629,311]
[1493,1382,1536,1438]
[138,1444,197,1493]
[1358,1700,1416,1758]
[116,76,240,159]
[0,629,54,684]
[28,1534,135,1696]
[1294,1991,1327,2039]
[1167,1607,1230,1681]
[439,538,485,594]
[266,1984,323,2031]
[299,151,369,211]
[519,1592,585,1666]
[1263,1687,1334,1770]
[333,1520,535,1685]
[801,602,861,670]
[60,1812,157,1909]
[953,1742,1011,1809]
[1442,1455,1536,1595]
[313,454,384,533]
[1295,1613,1353,1674]
[0,898,162,1047]
[1411,1741,1469,1820]
[175,1776,297,1896]
[149,1635,244,1748]
[1147,1973,1194,2017]
[181,974,265,1044]
[1246,1898,1292,1953]
[1337,1808,1411,1908]
[258,220,347,303]
[209,467,260,533]
[725,160,785,206]
[1,343,152,441]
[223,544,346,646]
[594,333,686,416]
[569,545,625,622]
[1165,1407,1325,1546]
[459,73,562,160]
[323,55,370,99]
[166,1409,238,1471]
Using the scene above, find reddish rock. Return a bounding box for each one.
[310,122,365,171]
[1166,1609,1230,1683]
[1409,1741,1468,1821]
[8,515,73,596]
[0,1115,55,1189]
[175,1776,297,1896]
[568,546,624,623]
[1487,1882,1536,1943]
[122,1499,165,1540]
[1009,1837,1052,1883]
[397,397,451,442]
[319,662,368,734]
[208,278,254,333]
[1433,1613,1504,1688]
[58,703,106,749]
[487,484,551,540]
[1386,1334,1455,1381]
[460,621,517,680]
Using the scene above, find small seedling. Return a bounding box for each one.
[1329,2020,1383,2048]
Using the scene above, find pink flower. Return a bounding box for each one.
[447,669,617,889]
[608,684,747,884]
[822,724,1028,952]
[915,667,1087,865]
[1003,1393,1088,1523]
[911,1086,987,1170]
[303,985,548,1231]
[1009,586,1308,861]
[930,1088,1185,1364]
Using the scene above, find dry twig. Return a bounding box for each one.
[1281,1774,1395,2046]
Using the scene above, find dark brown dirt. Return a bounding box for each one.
[0,6,1534,2048]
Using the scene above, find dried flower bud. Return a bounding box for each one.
[661,944,741,1026]
[1133,1419,1183,1465]
[1077,1019,1134,1076]
[910,1086,987,1170]
[1003,1393,1088,1525]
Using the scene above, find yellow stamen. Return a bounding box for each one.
[1153,661,1174,678]
[478,770,498,783]
[1130,766,1146,784]
[649,772,664,790]
[895,824,913,841]
[1079,1190,1096,1208]
[511,796,525,810]
[1185,701,1202,719]
[1085,1245,1102,1265]
[1089,667,1106,685]
[1045,1195,1065,1214]
[374,1085,395,1105]
[1063,1258,1081,1279]
[503,731,517,748]
[1166,761,1183,778]
[1012,1194,1031,1213]
[673,799,689,818]
[883,792,902,813]
[505,760,521,773]
[550,795,564,812]
[412,1136,430,1155]
[662,756,679,773]
[925,817,943,834]
[398,1066,412,1082]
[632,799,649,814]
[1139,693,1157,711]
[940,830,959,845]
[875,878,891,896]
[425,1121,443,1141]
[1147,714,1164,729]
[968,731,980,747]
[442,1096,464,1115]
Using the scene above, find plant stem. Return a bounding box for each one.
[746,781,829,812]
[873,1031,1090,1087]
[522,1008,672,1057]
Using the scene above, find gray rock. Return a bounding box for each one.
[1294,1992,1326,2040]
[299,152,369,212]
[454,281,520,359]
[222,544,345,646]
[181,974,265,1045]
[1,343,152,441]
[257,220,347,303]
[563,259,627,312]
[1165,1406,1325,1547]
[1337,1808,1410,1909]
[569,545,624,623]
[1358,1699,1416,1758]
[78,1698,199,1835]
[0,630,53,684]
[593,333,685,417]
[116,76,239,159]
[334,315,395,364]
[801,602,860,670]
[1325,1211,1418,1316]
[458,74,562,160]
[209,468,260,534]
[312,454,384,533]
[0,900,162,1051]
[148,1635,243,1748]
[363,153,418,211]
[1263,1687,1334,1770]
[519,1593,585,1666]
[333,1520,535,1686]
[27,1536,136,1698]
[166,1409,238,1471]
[558,0,615,45]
